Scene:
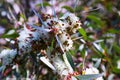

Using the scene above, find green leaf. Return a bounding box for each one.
[113,43,120,54]
[87,14,103,27]
[1,33,18,39]
[66,52,75,70]
[78,28,87,40]
[62,6,74,13]
[36,2,51,7]
[106,2,112,12]
[50,38,54,52]
[76,74,103,80]
[1,19,8,25]
[1,29,18,39]
[112,67,120,74]
[75,6,83,12]
[107,29,120,34]
[80,48,86,58]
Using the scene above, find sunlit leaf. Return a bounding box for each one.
[78,28,87,40]
[1,30,19,39]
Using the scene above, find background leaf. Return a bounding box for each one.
[62,6,74,13]
[36,2,51,7]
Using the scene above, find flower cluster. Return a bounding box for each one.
[0,12,82,79]
[17,12,82,54]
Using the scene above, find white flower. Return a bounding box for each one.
[51,54,69,76]
[18,41,32,54]
[17,28,32,53]
[24,24,41,40]
[17,24,51,54]
[44,18,68,33]
[58,32,73,51]
[0,49,17,66]
[84,67,104,80]
[60,13,79,23]
[60,12,82,33]
[54,19,69,33]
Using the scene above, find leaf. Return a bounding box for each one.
[106,2,112,12]
[1,33,18,39]
[94,40,104,43]
[40,57,56,71]
[78,28,87,40]
[94,59,101,68]
[76,74,103,80]
[79,44,84,51]
[112,67,120,74]
[87,14,103,27]
[50,38,54,52]
[1,19,8,25]
[36,2,51,7]
[1,29,19,39]
[66,52,75,70]
[113,43,120,54]
[62,6,74,13]
[0,66,5,73]
[107,29,120,34]
[93,42,104,53]
[75,6,83,12]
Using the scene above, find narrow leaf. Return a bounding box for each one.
[93,42,104,53]
[62,6,74,13]
[40,57,56,71]
[94,59,101,68]
[76,74,103,80]
[87,14,103,26]
[112,67,120,74]
[66,52,75,70]
[78,28,87,40]
[113,43,120,54]
[36,2,51,7]
[1,30,18,39]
